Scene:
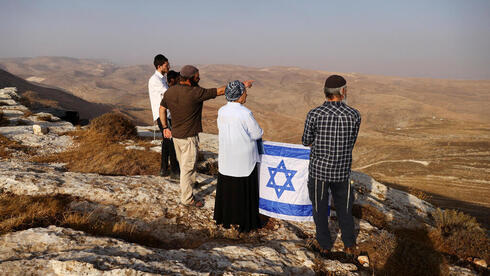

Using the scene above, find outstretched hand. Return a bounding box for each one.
[242,80,254,88]
[163,128,172,139]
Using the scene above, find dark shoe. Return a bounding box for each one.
[184,198,204,208]
[344,245,359,256]
[170,172,180,180]
[159,170,170,177]
[306,238,330,257]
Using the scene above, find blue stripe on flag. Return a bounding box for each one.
[263,144,310,160]
[259,198,312,217]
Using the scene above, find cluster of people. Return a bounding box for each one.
[148,54,361,255]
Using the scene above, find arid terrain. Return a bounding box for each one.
[1,56,489,227]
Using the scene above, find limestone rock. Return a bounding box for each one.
[357,255,369,267]
[33,124,49,135]
[473,258,487,268]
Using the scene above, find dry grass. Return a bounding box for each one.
[408,187,432,202]
[36,113,53,122]
[0,134,36,158]
[31,113,160,176]
[352,203,388,229]
[87,112,137,142]
[0,193,163,248]
[430,208,489,262]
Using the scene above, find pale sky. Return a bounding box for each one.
[1,0,489,79]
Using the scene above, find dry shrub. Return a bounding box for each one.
[88,112,137,142]
[36,113,53,122]
[32,113,159,176]
[430,208,489,262]
[362,230,448,276]
[352,203,387,229]
[21,91,58,109]
[408,187,432,202]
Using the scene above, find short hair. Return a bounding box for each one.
[167,70,179,82]
[153,54,168,69]
[324,86,346,99]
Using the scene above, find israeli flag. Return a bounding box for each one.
[258,141,329,222]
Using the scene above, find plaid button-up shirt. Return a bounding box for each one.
[302,101,361,182]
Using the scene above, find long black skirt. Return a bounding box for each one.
[213,165,261,232]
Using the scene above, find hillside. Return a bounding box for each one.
[0,57,489,227]
[0,68,113,120]
[0,86,487,275]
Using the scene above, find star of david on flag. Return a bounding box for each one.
[266,160,297,199]
[258,141,330,222]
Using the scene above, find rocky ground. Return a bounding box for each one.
[0,87,484,275]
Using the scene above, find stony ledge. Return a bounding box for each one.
[0,87,479,275]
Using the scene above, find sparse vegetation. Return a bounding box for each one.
[31,113,158,175]
[88,112,137,142]
[408,187,432,202]
[36,113,53,122]
[352,203,388,229]
[361,229,449,276]
[0,133,36,158]
[430,208,489,262]
[0,193,161,248]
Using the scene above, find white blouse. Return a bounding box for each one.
[218,102,263,177]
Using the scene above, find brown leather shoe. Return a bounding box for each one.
[184,198,204,208]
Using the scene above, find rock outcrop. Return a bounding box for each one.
[0,87,481,275]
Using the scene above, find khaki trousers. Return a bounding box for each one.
[173,135,198,204]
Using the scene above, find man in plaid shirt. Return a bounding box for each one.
[302,75,361,255]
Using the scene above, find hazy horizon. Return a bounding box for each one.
[1,0,489,80]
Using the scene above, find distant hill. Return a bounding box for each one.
[0,68,114,120]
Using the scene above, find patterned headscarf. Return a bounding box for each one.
[225,80,246,101]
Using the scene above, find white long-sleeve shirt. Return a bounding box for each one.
[218,102,263,177]
[148,70,170,121]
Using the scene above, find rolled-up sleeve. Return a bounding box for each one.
[160,96,167,108]
[302,111,316,146]
[195,87,217,102]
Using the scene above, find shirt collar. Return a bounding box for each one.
[227,102,242,107]
[323,101,344,106]
[155,70,164,78]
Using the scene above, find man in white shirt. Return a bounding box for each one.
[148,54,179,178]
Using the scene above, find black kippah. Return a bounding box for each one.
[324,75,346,88]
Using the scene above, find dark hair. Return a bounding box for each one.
[153,54,168,69]
[167,70,179,81]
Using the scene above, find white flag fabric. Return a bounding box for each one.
[258,141,329,222]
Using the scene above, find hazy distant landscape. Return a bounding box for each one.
[1,56,489,226]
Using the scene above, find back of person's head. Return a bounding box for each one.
[179,65,199,82]
[324,75,346,99]
[167,70,180,86]
[153,54,168,69]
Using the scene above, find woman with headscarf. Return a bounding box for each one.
[213,80,263,232]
